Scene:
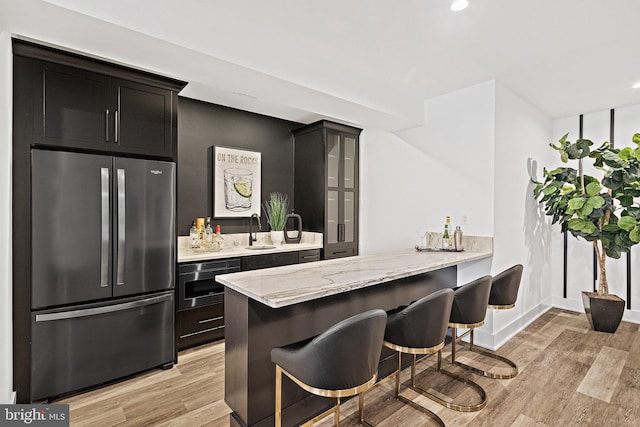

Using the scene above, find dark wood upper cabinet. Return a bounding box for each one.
[293,120,362,259]
[112,78,173,157]
[16,39,185,160]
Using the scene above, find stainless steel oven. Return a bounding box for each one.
[178,258,241,310]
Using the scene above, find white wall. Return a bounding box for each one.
[360,80,555,349]
[486,82,554,348]
[551,106,640,323]
[0,27,14,404]
[360,81,496,256]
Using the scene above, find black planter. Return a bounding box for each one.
[581,291,625,333]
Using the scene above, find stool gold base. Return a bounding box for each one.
[275,365,376,427]
[450,326,518,380]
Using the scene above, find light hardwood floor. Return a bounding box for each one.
[58,308,640,426]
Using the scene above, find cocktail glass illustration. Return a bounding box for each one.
[224,168,253,211]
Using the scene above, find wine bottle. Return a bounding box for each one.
[442,216,451,250]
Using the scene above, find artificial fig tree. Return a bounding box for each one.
[533,133,640,295]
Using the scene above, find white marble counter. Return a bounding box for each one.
[177,232,323,263]
[216,236,493,308]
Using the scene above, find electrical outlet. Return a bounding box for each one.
[461,213,469,225]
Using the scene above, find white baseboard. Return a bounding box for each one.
[474,302,552,350]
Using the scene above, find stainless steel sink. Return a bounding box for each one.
[245,245,276,250]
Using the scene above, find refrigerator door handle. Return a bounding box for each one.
[100,168,110,288]
[117,168,126,287]
[34,293,173,322]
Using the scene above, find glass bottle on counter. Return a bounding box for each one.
[442,216,451,250]
[190,221,200,249]
[215,224,224,251]
[204,217,214,249]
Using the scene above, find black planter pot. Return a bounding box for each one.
[581,291,625,333]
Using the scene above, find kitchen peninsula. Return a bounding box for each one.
[216,237,493,427]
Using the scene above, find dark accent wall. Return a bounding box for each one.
[177,97,303,235]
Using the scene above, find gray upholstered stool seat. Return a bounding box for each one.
[377,288,486,419]
[449,274,517,379]
[489,264,523,309]
[271,309,387,427]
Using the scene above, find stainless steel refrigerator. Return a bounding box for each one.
[30,149,175,401]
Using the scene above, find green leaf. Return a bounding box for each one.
[618,216,637,231]
[560,151,568,163]
[568,198,586,209]
[633,133,640,144]
[630,226,640,243]
[619,194,634,207]
[586,196,605,209]
[585,181,601,196]
[542,186,558,195]
[603,223,619,232]
[581,204,594,216]
[619,147,634,160]
[635,148,640,162]
[559,133,569,145]
[582,222,597,234]
[568,218,587,231]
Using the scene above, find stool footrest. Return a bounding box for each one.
[453,346,518,379]
[411,367,487,412]
[397,394,445,427]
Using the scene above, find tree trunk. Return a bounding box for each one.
[594,241,609,295]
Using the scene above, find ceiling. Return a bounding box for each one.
[3,0,640,131]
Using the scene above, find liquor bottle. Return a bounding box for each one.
[215,224,225,251]
[442,216,451,250]
[189,221,200,249]
[204,217,214,249]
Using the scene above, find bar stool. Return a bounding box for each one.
[379,288,487,421]
[485,264,524,378]
[449,275,517,379]
[271,309,387,427]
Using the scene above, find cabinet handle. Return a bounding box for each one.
[114,110,119,143]
[198,316,223,324]
[105,110,109,142]
[180,325,225,339]
[338,223,345,242]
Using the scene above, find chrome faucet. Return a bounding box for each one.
[249,213,261,246]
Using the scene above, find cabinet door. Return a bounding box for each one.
[112,79,173,158]
[33,61,111,150]
[341,135,358,244]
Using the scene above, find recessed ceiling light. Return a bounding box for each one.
[632,82,640,89]
[451,0,469,11]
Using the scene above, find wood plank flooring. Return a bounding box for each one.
[58,308,640,426]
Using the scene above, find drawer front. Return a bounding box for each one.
[241,251,299,271]
[298,249,321,263]
[177,303,224,350]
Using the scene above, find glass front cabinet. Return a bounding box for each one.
[293,121,361,259]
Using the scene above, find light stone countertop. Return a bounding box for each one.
[177,232,323,263]
[216,236,493,308]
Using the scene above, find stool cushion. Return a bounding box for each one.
[449,275,492,325]
[271,309,387,391]
[384,288,454,349]
[489,264,523,306]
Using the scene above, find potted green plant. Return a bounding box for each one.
[262,192,289,245]
[533,133,640,332]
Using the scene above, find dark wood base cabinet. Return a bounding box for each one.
[177,304,225,351]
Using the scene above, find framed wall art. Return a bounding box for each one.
[213,146,261,217]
